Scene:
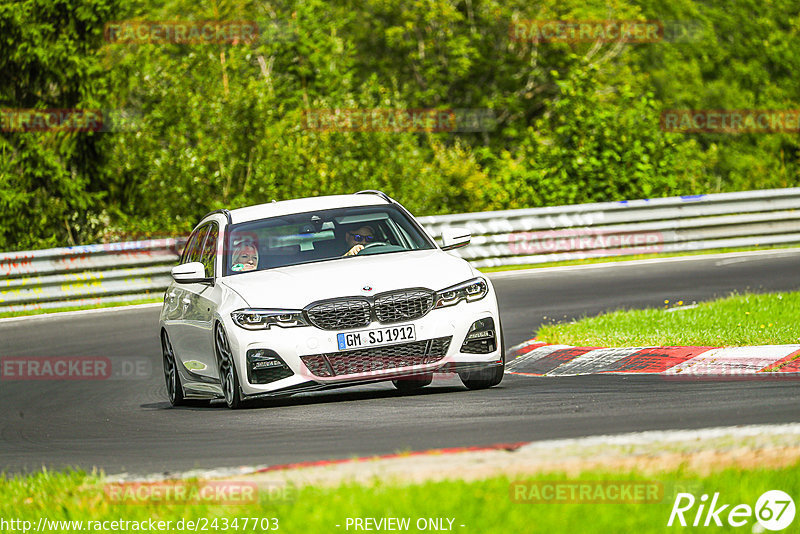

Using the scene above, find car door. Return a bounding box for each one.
[165,229,204,325]
[166,224,209,364]
[179,222,223,381]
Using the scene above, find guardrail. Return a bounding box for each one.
[2,188,799,313]
[419,187,800,268]
[0,240,183,313]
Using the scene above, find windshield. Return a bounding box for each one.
[224,204,435,275]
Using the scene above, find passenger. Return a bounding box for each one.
[231,239,259,272]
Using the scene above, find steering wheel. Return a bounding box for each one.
[356,242,387,254]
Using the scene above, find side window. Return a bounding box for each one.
[181,224,209,264]
[199,223,219,278]
[180,229,200,264]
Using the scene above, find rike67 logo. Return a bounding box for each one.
[668,490,795,530]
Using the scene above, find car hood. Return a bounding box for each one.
[219,249,476,309]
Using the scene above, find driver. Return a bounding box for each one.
[343,225,376,256]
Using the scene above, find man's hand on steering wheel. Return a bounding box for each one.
[345,242,387,256]
[344,244,364,256]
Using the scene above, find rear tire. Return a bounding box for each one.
[216,323,245,409]
[161,330,186,406]
[392,373,433,392]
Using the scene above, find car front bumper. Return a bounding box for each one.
[224,300,503,397]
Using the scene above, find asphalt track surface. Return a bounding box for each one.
[1,250,799,475]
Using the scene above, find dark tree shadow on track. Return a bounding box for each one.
[142,383,481,410]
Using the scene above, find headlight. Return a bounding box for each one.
[434,277,489,308]
[231,309,309,330]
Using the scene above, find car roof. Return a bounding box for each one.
[227,194,391,225]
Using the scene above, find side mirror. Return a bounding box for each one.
[440,227,471,251]
[171,262,211,284]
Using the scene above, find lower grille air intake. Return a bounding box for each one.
[301,336,451,377]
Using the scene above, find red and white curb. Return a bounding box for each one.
[507,340,800,376]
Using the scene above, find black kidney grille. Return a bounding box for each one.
[306,299,371,330]
[374,289,435,323]
[301,336,451,377]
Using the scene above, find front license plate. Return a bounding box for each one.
[337,325,416,350]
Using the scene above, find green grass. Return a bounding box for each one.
[478,244,798,273]
[537,291,800,347]
[2,464,798,533]
[0,298,163,319]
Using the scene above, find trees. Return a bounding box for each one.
[477,65,714,210]
[0,0,118,250]
[1,0,797,250]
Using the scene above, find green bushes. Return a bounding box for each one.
[1,0,798,251]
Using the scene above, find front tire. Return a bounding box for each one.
[162,330,186,406]
[392,373,433,392]
[215,323,245,409]
[459,321,505,390]
[459,363,504,390]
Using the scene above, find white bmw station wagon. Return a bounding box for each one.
[159,191,504,408]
